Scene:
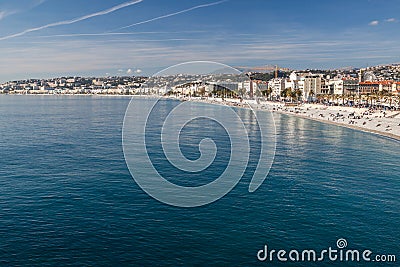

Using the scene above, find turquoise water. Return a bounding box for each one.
[0,95,398,266]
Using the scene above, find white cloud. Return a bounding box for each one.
[385,18,396,23]
[126,68,142,75]
[0,0,143,41]
[369,20,379,26]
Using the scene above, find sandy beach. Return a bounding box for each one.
[260,102,400,141]
[185,97,400,141]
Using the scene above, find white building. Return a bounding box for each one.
[268,78,285,98]
[303,75,321,101]
[289,72,298,82]
[238,81,258,97]
[330,79,344,95]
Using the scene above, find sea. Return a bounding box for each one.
[0,95,398,266]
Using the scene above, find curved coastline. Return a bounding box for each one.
[2,94,399,141]
[183,97,400,142]
[274,110,400,142]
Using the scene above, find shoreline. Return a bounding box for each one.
[266,103,400,141]
[274,109,400,142]
[185,97,400,142]
[2,94,400,141]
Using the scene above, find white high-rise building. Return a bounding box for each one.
[268,78,285,98]
[303,75,321,101]
[330,79,344,95]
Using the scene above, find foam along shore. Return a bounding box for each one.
[181,96,400,141]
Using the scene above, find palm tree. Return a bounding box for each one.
[331,94,338,105]
[386,92,393,108]
[316,94,323,104]
[342,93,349,106]
[267,88,273,100]
[350,93,356,105]
[357,93,363,106]
[377,90,387,106]
[396,95,400,109]
[263,88,273,100]
[371,93,378,107]
[290,90,297,103]
[308,90,315,102]
[295,89,302,102]
[281,88,289,101]
[286,88,293,102]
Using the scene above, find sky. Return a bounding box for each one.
[0,0,400,82]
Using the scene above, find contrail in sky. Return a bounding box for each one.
[37,30,207,38]
[113,0,227,31]
[0,0,143,41]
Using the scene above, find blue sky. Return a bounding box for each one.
[0,0,400,82]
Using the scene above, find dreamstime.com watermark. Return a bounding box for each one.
[257,238,396,263]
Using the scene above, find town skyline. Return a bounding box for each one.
[1,61,400,83]
[2,63,400,103]
[1,0,400,82]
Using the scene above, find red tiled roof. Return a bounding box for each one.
[359,81,394,85]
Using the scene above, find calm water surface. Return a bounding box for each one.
[0,95,398,266]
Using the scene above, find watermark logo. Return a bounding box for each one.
[122,61,276,207]
[336,238,347,249]
[257,238,396,263]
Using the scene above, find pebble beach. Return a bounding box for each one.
[186,97,400,141]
